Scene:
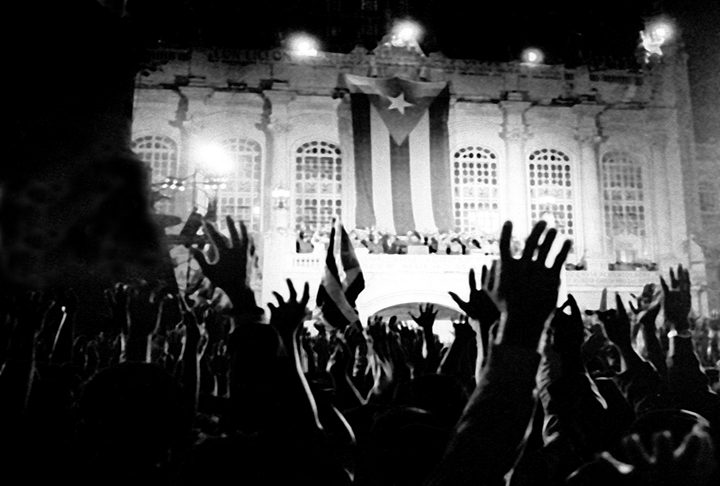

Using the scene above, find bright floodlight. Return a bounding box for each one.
[641,18,676,60]
[391,20,422,47]
[521,48,544,65]
[649,21,674,44]
[288,33,319,57]
[195,142,233,175]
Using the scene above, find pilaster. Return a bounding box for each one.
[500,101,532,235]
[573,103,607,270]
[262,89,296,234]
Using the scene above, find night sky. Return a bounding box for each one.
[126,1,714,60]
[125,0,718,140]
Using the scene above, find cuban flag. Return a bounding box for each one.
[345,74,453,234]
[315,220,365,330]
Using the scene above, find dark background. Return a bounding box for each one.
[126,0,719,140]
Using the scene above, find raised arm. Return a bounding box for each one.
[426,220,571,486]
[192,216,263,319]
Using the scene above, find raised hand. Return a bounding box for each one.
[597,294,633,353]
[548,294,585,366]
[629,283,658,315]
[498,220,572,349]
[191,216,261,315]
[268,279,310,350]
[409,303,438,331]
[449,261,501,326]
[620,425,716,485]
[660,265,691,331]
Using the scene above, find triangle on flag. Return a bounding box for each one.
[345,74,448,145]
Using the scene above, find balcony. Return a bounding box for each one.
[272,252,660,319]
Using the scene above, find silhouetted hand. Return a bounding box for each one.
[449,261,501,326]
[597,294,633,353]
[498,221,572,349]
[409,303,438,332]
[191,216,261,314]
[549,294,584,365]
[660,265,691,331]
[629,283,658,315]
[619,425,716,485]
[269,279,310,349]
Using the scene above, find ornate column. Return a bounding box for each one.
[573,103,607,270]
[258,88,296,310]
[500,101,532,236]
[262,89,295,234]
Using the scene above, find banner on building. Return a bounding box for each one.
[345,74,453,234]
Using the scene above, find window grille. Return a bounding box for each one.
[217,138,263,233]
[528,148,574,236]
[132,135,178,214]
[294,141,342,233]
[601,151,647,261]
[451,146,500,234]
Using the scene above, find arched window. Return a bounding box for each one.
[601,151,647,260]
[451,146,500,234]
[528,148,575,236]
[217,138,263,233]
[294,141,342,233]
[132,135,178,214]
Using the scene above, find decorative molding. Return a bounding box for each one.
[501,126,532,143]
[267,121,293,134]
[574,128,604,146]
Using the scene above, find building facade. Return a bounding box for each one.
[131,39,713,319]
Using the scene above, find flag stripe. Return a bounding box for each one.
[390,135,415,234]
[324,225,340,282]
[370,106,395,232]
[321,267,359,322]
[408,111,437,232]
[351,93,375,229]
[429,86,453,232]
[316,222,365,330]
[316,285,356,327]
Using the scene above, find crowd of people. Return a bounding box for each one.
[1,216,718,485]
[297,227,518,256]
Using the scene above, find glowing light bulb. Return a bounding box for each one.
[391,20,422,47]
[521,48,544,65]
[288,33,319,57]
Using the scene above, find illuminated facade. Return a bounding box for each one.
[132,39,714,317]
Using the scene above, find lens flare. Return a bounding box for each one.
[521,48,544,65]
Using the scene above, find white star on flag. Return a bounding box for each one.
[387,92,414,114]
